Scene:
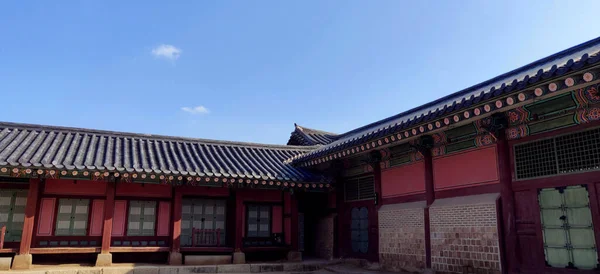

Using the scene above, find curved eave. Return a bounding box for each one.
[291,40,600,166]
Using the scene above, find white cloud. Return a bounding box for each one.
[181,106,210,115]
[151,44,182,61]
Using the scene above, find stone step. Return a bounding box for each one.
[6,260,336,274]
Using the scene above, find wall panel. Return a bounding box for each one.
[381,161,426,198]
[433,146,499,190]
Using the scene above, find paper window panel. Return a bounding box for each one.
[59,205,72,214]
[0,196,11,206]
[143,222,154,230]
[75,205,88,214]
[129,206,142,215]
[0,213,8,223]
[217,205,225,215]
[12,213,24,222]
[14,197,26,206]
[128,222,140,230]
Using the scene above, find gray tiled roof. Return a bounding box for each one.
[287,124,338,146]
[291,36,600,164]
[0,122,326,183]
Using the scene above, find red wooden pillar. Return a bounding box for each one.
[371,160,382,261]
[290,193,299,251]
[234,191,244,251]
[96,181,116,266]
[18,179,40,255]
[12,179,40,269]
[101,181,116,253]
[233,190,246,264]
[423,149,434,269]
[169,186,183,265]
[497,134,518,273]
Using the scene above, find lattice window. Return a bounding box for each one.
[344,176,375,202]
[181,198,226,246]
[555,129,600,174]
[0,189,27,242]
[55,198,89,236]
[538,186,598,269]
[246,205,271,238]
[127,200,156,236]
[514,128,600,179]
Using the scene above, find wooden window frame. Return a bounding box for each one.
[344,175,375,202]
[33,193,102,248]
[244,202,274,239]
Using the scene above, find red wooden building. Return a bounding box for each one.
[2,37,600,273]
[0,125,332,269]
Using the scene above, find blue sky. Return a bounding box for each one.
[1,1,599,144]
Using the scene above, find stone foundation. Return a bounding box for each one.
[430,193,501,274]
[12,254,32,270]
[96,253,113,267]
[184,255,231,265]
[315,214,335,260]
[168,252,183,265]
[287,251,302,262]
[378,201,426,273]
[232,252,246,264]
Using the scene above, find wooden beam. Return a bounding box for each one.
[30,247,100,254]
[110,247,170,253]
[497,134,518,273]
[170,187,182,253]
[423,150,434,269]
[101,181,116,253]
[18,179,40,255]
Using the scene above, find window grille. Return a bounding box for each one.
[55,198,89,236]
[246,205,271,238]
[0,189,27,242]
[181,199,227,246]
[127,200,157,236]
[344,176,375,202]
[538,186,598,269]
[514,128,600,179]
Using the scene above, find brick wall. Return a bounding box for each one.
[430,194,501,274]
[315,214,334,260]
[378,202,426,272]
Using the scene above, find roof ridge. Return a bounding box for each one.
[0,121,319,151]
[295,124,338,136]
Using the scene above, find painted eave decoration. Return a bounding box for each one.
[289,36,600,167]
[0,122,332,190]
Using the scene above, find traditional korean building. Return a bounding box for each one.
[1,37,600,273]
